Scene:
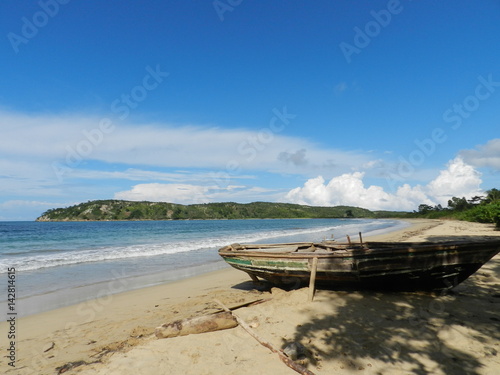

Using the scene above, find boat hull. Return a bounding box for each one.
[219,241,500,291]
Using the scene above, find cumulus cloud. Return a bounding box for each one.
[115,183,211,204]
[114,183,281,205]
[285,157,483,211]
[460,138,500,170]
[426,157,483,203]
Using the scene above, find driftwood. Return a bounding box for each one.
[214,299,316,375]
[155,311,237,339]
[209,298,268,314]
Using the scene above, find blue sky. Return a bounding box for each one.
[1,0,500,220]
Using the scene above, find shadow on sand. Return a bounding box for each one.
[229,237,500,374]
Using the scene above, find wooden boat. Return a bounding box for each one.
[218,238,500,291]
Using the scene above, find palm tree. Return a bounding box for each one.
[485,188,500,204]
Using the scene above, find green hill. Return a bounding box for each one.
[36,200,376,221]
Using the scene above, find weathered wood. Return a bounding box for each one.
[219,239,500,291]
[210,298,269,314]
[155,311,237,339]
[214,299,316,375]
[308,257,319,302]
[247,272,260,283]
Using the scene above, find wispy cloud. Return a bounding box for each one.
[69,168,257,183]
[460,138,500,170]
[0,110,378,185]
[4,109,494,218]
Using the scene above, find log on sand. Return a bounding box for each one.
[155,311,238,339]
[155,299,266,339]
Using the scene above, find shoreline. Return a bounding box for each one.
[5,218,406,318]
[3,219,500,374]
[12,260,228,318]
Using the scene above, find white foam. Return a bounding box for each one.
[0,224,343,272]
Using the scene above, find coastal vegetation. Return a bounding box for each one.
[36,201,374,221]
[36,188,500,228]
[410,188,500,228]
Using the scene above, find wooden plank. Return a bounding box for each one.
[251,246,299,253]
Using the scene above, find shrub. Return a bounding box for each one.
[460,203,500,225]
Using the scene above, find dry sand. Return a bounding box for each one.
[2,219,500,375]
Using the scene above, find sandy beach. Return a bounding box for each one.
[2,219,500,375]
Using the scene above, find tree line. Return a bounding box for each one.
[415,188,500,228]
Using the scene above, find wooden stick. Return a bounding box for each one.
[308,257,319,302]
[247,272,260,283]
[346,234,351,245]
[209,298,269,314]
[214,299,316,375]
[359,232,363,245]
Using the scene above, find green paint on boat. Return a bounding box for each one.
[252,260,307,269]
[225,258,252,266]
[225,257,306,270]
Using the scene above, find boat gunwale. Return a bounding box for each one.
[219,240,500,260]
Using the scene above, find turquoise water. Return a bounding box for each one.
[0,218,408,317]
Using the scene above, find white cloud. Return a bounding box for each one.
[460,138,500,170]
[0,109,380,205]
[114,183,282,205]
[70,168,256,183]
[426,157,483,203]
[0,110,373,178]
[0,158,65,196]
[285,157,483,211]
[115,183,211,204]
[4,109,490,217]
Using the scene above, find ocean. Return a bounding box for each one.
[0,218,408,317]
